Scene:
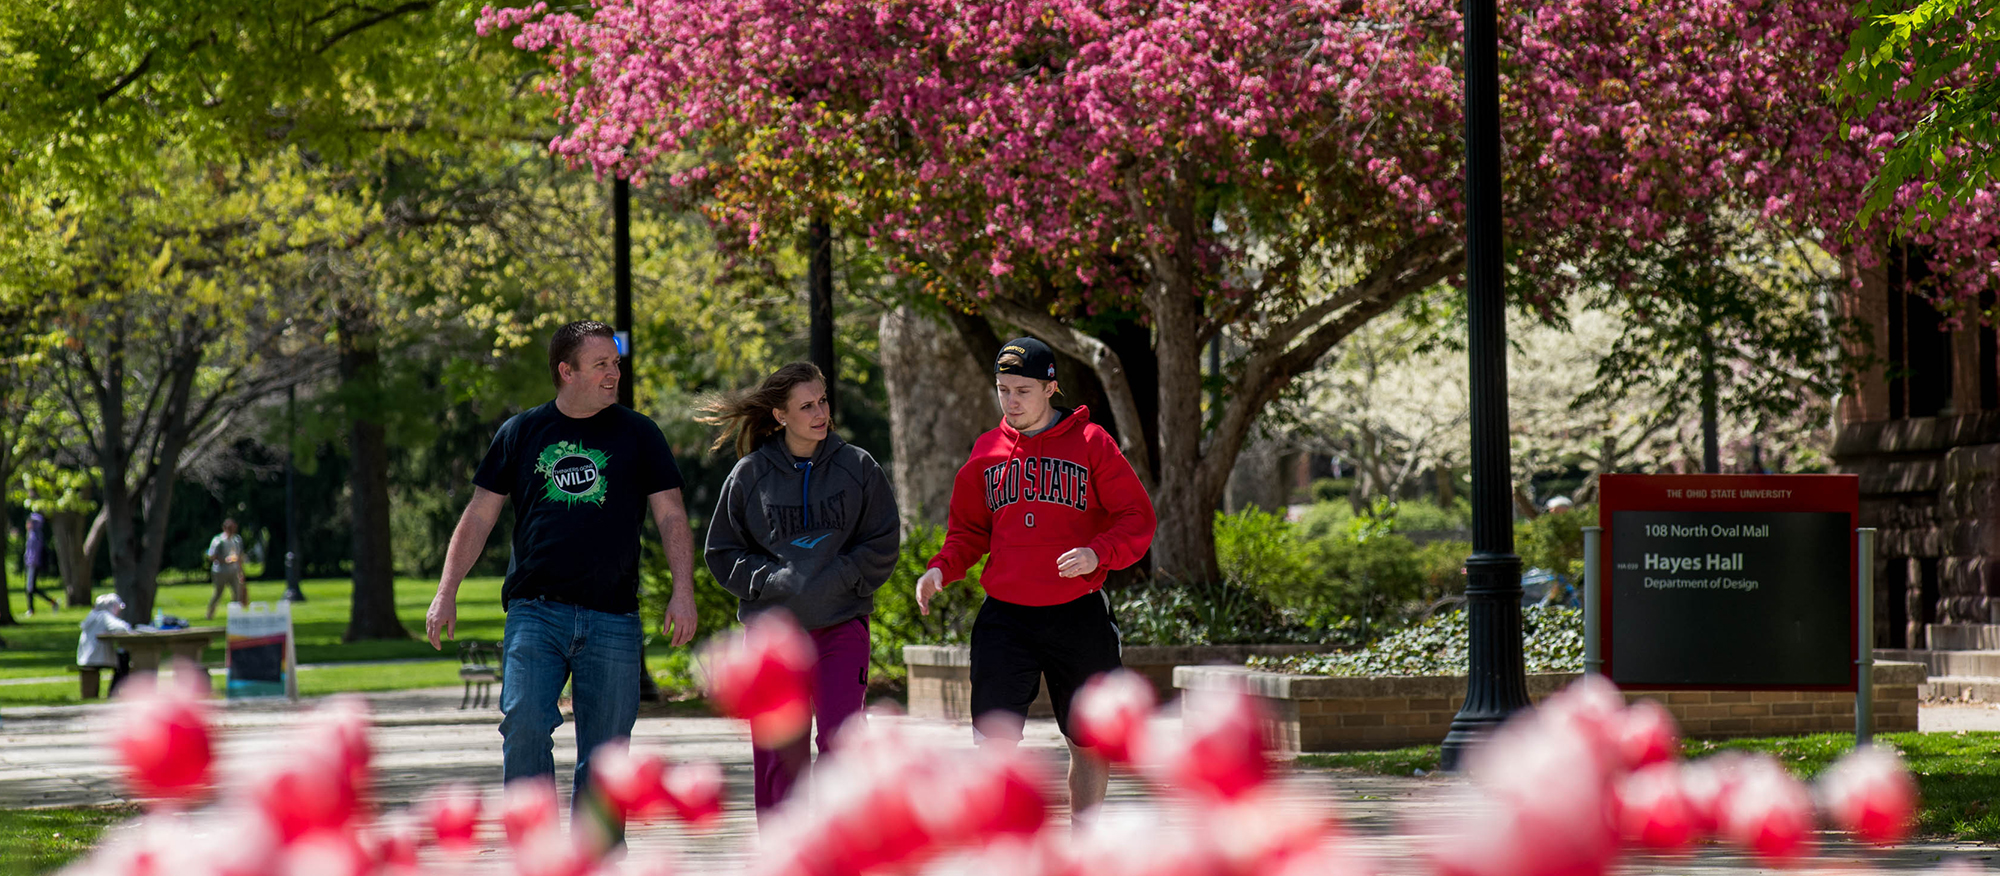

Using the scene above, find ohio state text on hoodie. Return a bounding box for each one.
[928,406,1156,606]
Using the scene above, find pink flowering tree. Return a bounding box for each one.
[482,0,1998,581]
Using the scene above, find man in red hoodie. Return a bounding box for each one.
[916,337,1156,820]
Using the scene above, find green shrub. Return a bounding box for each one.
[1111,578,1336,646]
[1309,477,1354,503]
[1252,605,1581,677]
[1414,539,1472,600]
[867,524,985,694]
[1390,497,1470,533]
[1214,507,1322,597]
[1517,504,1593,581]
[1294,501,1355,541]
[640,548,746,696]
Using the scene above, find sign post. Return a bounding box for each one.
[1583,525,1603,675]
[1856,528,1876,744]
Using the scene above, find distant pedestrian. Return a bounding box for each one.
[424,319,699,838]
[22,512,59,616]
[701,362,901,817]
[205,518,247,619]
[78,593,133,696]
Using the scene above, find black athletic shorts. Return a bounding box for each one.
[969,591,1122,743]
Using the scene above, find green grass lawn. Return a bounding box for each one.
[0,575,700,706]
[0,805,139,876]
[1299,731,2000,843]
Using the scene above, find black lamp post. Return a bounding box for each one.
[283,383,306,603]
[615,178,635,410]
[807,217,836,417]
[1439,0,1529,771]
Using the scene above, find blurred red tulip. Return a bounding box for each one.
[590,742,671,819]
[306,696,375,802]
[663,761,724,828]
[1614,700,1679,772]
[702,612,817,747]
[1140,688,1268,801]
[252,749,360,842]
[1819,745,1917,845]
[1678,753,1745,836]
[1614,763,1696,852]
[277,830,369,876]
[1719,757,1816,864]
[113,677,215,802]
[363,817,424,870]
[511,823,593,876]
[1070,670,1155,763]
[423,784,483,851]
[503,777,561,847]
[1536,675,1627,776]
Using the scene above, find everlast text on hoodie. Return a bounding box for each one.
[928,406,1156,606]
[705,433,902,630]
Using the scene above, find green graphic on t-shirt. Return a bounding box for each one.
[534,441,612,507]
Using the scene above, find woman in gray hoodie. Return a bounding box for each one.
[701,361,900,816]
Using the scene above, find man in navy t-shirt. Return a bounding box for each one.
[425,320,699,821]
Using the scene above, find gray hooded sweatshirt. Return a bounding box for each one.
[705,432,901,630]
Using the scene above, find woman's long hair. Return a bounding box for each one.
[699,362,828,458]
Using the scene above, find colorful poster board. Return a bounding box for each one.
[226,601,297,699]
[1598,474,1859,690]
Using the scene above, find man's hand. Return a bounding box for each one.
[663,587,698,647]
[915,568,946,616]
[426,589,457,650]
[1056,547,1100,579]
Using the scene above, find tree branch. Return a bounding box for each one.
[317,2,433,54]
[1202,234,1461,498]
[978,297,1157,494]
[95,49,156,103]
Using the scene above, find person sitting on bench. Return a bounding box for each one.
[78,593,133,697]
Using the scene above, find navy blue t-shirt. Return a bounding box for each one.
[472,401,684,614]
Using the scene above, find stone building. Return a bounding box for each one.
[1833,247,2000,649]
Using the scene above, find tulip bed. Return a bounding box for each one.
[1303,730,2000,842]
[54,611,1939,876]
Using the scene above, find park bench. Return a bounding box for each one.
[71,665,105,699]
[458,641,502,709]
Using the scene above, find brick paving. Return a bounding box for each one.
[2,690,1995,873]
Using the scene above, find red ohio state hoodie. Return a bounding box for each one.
[928,406,1156,606]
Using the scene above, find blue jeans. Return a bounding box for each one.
[498,599,643,807]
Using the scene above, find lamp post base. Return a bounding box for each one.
[1440,551,1529,771]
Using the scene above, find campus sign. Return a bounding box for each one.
[1597,474,1860,689]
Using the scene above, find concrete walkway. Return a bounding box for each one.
[3,691,1995,873]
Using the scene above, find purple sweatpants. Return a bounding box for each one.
[752,615,871,815]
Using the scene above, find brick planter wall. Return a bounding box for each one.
[903,644,1339,722]
[1174,663,1926,753]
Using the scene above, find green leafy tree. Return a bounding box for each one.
[1840,0,2000,223]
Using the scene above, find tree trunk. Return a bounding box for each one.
[880,307,996,527]
[51,510,93,607]
[1224,436,1287,514]
[1147,274,1223,584]
[96,328,154,625]
[0,529,14,626]
[339,300,407,641]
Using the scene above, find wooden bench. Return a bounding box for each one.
[70,665,106,699]
[458,641,502,709]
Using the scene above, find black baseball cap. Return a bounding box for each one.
[995,337,1058,381]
